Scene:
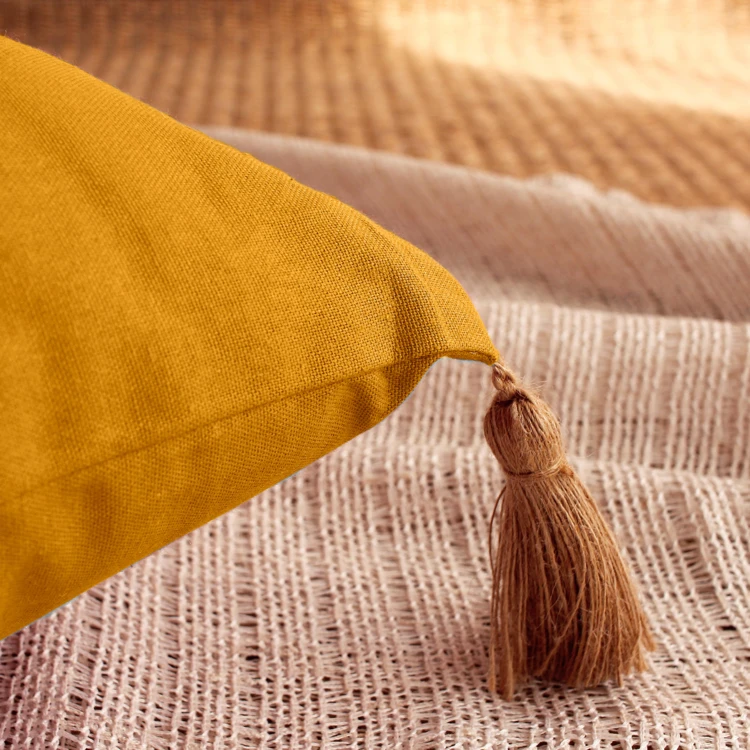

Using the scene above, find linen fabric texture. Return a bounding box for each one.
[0,36,496,639]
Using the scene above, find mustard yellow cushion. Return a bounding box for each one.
[0,36,497,639]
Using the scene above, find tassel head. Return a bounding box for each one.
[484,363,654,699]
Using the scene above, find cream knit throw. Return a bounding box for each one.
[1,129,748,748]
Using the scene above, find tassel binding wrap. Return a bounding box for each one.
[483,362,654,699]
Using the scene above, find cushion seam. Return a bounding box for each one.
[8,348,491,506]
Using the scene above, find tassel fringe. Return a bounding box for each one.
[484,362,654,699]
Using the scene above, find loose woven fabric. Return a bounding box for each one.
[3,0,750,210]
[2,129,749,748]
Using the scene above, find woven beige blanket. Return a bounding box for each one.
[4,0,750,212]
[2,128,749,748]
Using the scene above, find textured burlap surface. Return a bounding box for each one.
[3,0,750,209]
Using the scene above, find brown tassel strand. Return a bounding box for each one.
[483,362,654,699]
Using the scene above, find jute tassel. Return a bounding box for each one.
[484,362,654,699]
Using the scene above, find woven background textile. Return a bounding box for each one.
[2,0,750,210]
[1,128,749,748]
